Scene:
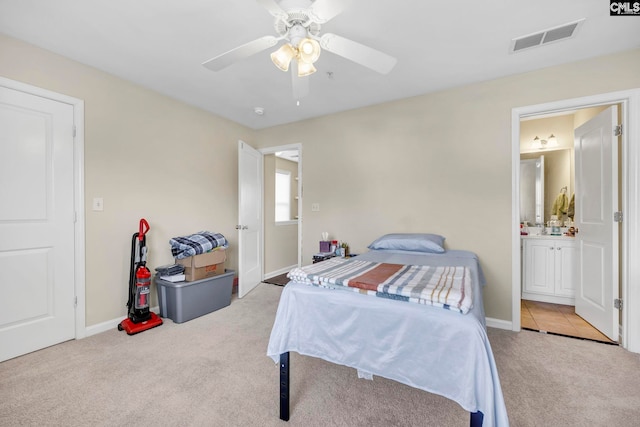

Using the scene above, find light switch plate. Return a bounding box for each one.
[92,197,104,211]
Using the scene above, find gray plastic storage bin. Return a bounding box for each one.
[155,270,234,323]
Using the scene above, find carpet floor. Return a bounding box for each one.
[2,283,640,426]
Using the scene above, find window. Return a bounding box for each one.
[275,169,291,222]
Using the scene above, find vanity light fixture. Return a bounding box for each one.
[532,134,559,149]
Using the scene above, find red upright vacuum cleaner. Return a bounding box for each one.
[118,218,163,335]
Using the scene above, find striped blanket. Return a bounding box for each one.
[287,257,473,314]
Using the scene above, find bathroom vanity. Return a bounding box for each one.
[522,234,578,305]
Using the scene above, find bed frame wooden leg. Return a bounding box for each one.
[279,352,290,421]
[470,411,483,426]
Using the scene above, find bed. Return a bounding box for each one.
[267,233,509,427]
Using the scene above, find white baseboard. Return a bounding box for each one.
[486,317,513,331]
[264,265,296,280]
[84,306,160,337]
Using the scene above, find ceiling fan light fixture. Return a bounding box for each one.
[298,37,321,64]
[270,43,296,72]
[297,61,317,77]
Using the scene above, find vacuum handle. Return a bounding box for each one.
[138,218,150,241]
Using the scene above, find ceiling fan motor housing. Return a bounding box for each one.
[274,10,321,42]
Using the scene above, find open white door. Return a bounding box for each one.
[0,85,76,361]
[574,106,619,341]
[237,141,263,298]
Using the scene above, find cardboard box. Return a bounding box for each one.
[156,270,234,323]
[176,249,226,282]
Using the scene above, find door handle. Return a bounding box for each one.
[236,225,248,230]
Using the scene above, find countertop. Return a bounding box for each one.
[521,234,576,240]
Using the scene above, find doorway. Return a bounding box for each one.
[519,107,616,342]
[511,88,640,353]
[260,144,303,280]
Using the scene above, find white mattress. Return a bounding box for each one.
[267,249,509,426]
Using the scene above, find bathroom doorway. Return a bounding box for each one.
[511,89,640,351]
[519,107,618,342]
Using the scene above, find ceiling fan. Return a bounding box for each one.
[202,0,397,98]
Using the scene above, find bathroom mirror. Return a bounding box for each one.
[520,156,544,226]
[520,148,573,225]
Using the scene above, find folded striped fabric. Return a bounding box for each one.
[287,257,473,314]
[170,231,228,259]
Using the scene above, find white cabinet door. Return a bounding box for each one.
[523,239,555,296]
[555,241,578,297]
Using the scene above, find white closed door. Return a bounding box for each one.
[574,106,619,341]
[237,140,263,298]
[0,85,76,362]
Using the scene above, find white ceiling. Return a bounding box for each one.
[1,0,638,130]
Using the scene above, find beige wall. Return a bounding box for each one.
[255,48,640,322]
[0,34,256,325]
[263,155,298,276]
[2,30,639,325]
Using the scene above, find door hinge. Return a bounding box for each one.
[74,296,78,308]
[73,125,77,138]
[614,125,622,136]
[614,211,623,222]
[614,298,623,310]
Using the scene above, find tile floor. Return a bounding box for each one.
[521,299,617,344]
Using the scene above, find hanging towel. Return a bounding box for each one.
[568,193,575,219]
[551,192,569,217]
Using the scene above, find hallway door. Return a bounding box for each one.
[237,140,263,298]
[0,84,76,361]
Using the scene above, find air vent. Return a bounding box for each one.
[510,19,584,53]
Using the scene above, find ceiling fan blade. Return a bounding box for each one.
[319,33,397,75]
[256,0,288,19]
[202,36,279,71]
[308,0,351,23]
[291,63,309,100]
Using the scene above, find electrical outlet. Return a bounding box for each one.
[311,203,320,212]
[92,197,104,211]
